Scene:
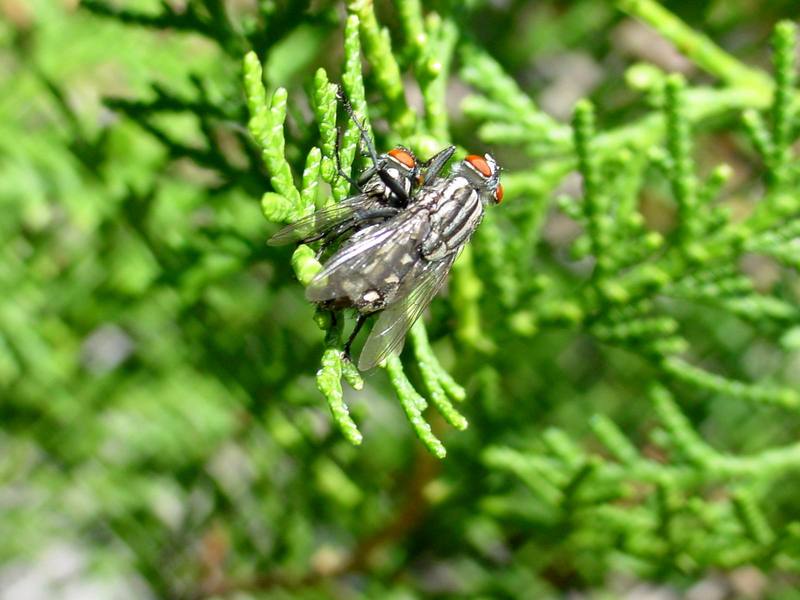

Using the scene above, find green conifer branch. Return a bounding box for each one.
[82,0,245,57]
[317,325,363,446]
[650,385,717,468]
[245,23,473,456]
[542,428,584,469]
[409,322,468,430]
[402,16,494,358]
[573,100,613,281]
[742,109,775,167]
[289,245,323,287]
[733,489,775,547]
[474,213,519,309]
[770,21,797,187]
[663,75,703,256]
[451,246,497,353]
[615,0,772,93]
[333,16,369,201]
[589,415,640,466]
[244,54,302,217]
[346,0,415,134]
[480,104,800,557]
[385,356,447,458]
[699,164,733,207]
[19,0,800,591]
[299,147,322,216]
[660,357,800,410]
[460,44,570,151]
[116,0,800,551]
[483,399,800,573]
[313,68,340,187]
[396,0,426,60]
[417,15,458,141]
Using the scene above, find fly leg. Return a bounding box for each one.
[334,125,363,193]
[337,85,410,204]
[420,145,457,186]
[343,314,368,362]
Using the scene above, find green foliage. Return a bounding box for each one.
[4,0,800,596]
[243,11,468,456]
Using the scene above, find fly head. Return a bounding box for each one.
[452,153,504,205]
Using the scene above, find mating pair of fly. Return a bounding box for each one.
[269,88,503,372]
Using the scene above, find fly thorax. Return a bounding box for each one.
[432,179,484,254]
[417,179,481,260]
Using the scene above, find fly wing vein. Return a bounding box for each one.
[305,212,428,305]
[267,194,372,246]
[357,254,456,370]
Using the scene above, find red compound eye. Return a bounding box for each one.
[495,183,504,203]
[465,154,492,178]
[388,148,416,169]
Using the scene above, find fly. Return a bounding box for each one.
[306,153,504,370]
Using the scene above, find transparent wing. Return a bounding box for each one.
[305,211,430,306]
[357,253,457,371]
[268,194,378,246]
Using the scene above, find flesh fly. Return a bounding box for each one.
[306,153,504,370]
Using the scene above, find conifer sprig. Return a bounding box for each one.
[243,12,467,456]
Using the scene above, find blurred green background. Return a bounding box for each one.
[3,0,800,598]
